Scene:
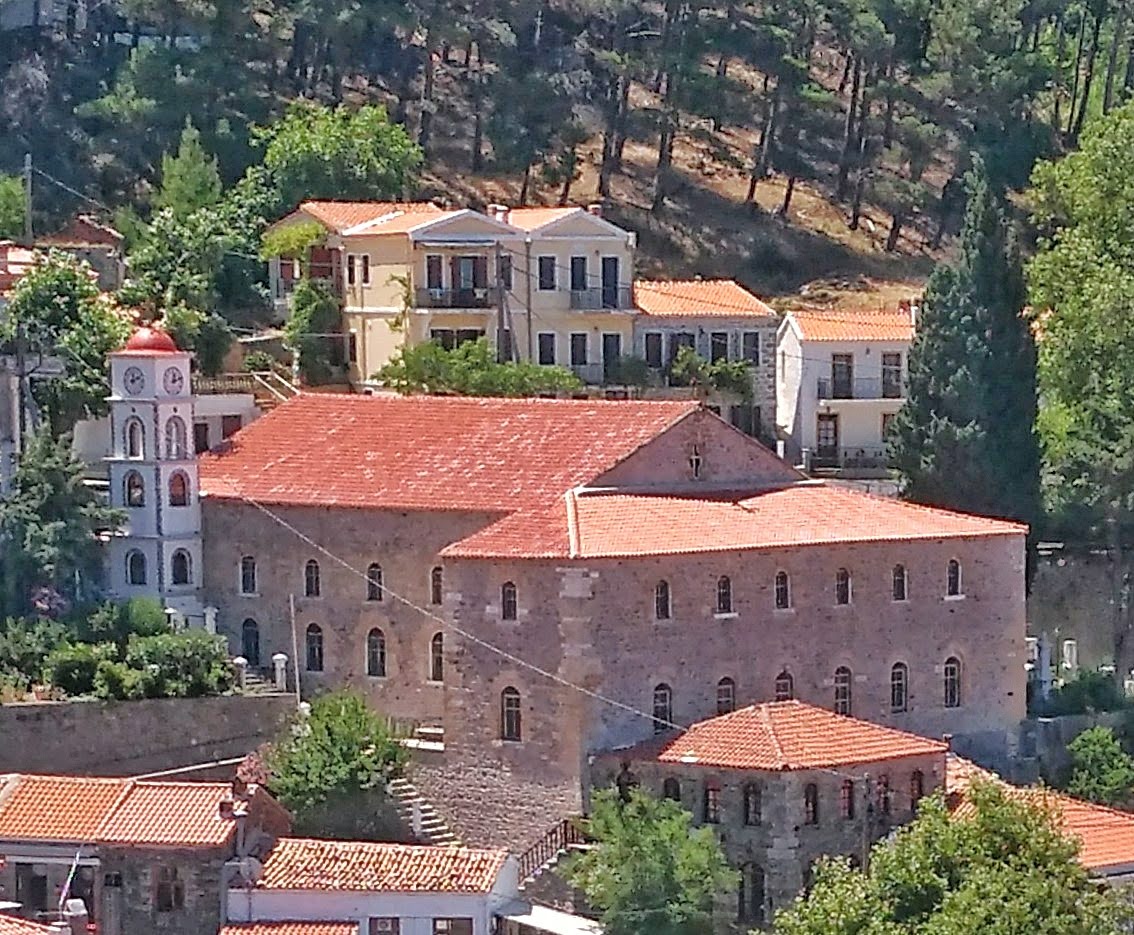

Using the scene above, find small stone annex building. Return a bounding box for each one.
[105,325,1027,858]
[593,701,948,926]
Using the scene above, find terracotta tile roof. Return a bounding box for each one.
[219,925,359,935]
[0,914,60,935]
[443,484,1026,559]
[199,395,698,511]
[503,207,583,231]
[0,774,274,847]
[613,701,947,771]
[789,308,915,342]
[946,755,1134,874]
[296,201,445,234]
[0,775,130,842]
[635,279,777,319]
[37,215,124,247]
[257,838,508,893]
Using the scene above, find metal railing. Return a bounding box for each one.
[191,371,300,401]
[817,376,905,400]
[569,286,634,310]
[415,286,500,309]
[517,816,586,883]
[812,445,891,469]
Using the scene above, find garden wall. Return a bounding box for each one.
[0,692,295,776]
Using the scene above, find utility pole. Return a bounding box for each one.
[861,773,873,871]
[22,153,33,245]
[494,243,511,363]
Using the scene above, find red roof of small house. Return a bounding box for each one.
[612,700,948,771]
[443,484,1027,560]
[199,394,699,512]
[256,838,509,893]
[219,925,359,935]
[635,279,777,319]
[0,774,282,847]
[946,755,1134,874]
[0,915,58,935]
[121,325,179,354]
[788,307,915,342]
[294,201,446,234]
[37,215,124,248]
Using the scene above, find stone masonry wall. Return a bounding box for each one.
[0,694,294,776]
[99,846,225,935]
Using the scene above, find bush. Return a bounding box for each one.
[93,659,143,700]
[1037,669,1127,717]
[76,597,169,648]
[125,630,234,697]
[0,617,68,685]
[243,350,278,372]
[46,642,114,697]
[610,355,650,387]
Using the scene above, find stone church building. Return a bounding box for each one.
[107,328,1027,857]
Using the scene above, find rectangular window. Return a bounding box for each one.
[347,332,358,364]
[703,785,721,824]
[369,920,400,935]
[499,255,513,292]
[433,920,473,935]
[155,866,185,912]
[570,256,588,292]
[742,331,760,364]
[221,415,242,439]
[570,333,588,366]
[881,412,896,439]
[882,352,903,398]
[360,254,371,285]
[15,864,48,913]
[455,328,483,347]
[730,405,761,438]
[499,328,513,362]
[644,332,663,368]
[670,331,695,362]
[431,328,456,350]
[426,255,443,290]
[710,331,729,363]
[816,414,839,457]
[538,256,557,291]
[538,333,557,365]
[831,354,854,398]
[193,422,210,454]
[346,253,357,286]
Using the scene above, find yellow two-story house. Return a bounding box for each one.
[266,200,638,386]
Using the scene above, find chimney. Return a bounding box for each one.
[487,203,509,224]
[218,796,236,820]
[232,775,249,799]
[62,898,88,935]
[587,202,604,217]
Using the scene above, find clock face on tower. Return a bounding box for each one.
[123,366,146,396]
[163,366,186,395]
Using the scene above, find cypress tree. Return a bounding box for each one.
[888,158,1041,534]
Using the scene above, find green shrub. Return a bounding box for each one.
[243,350,278,372]
[125,630,234,697]
[46,642,114,697]
[1037,670,1127,716]
[75,598,169,648]
[0,616,67,684]
[93,659,143,700]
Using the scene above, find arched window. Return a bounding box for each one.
[241,619,260,667]
[947,559,963,597]
[944,656,962,708]
[662,777,681,801]
[655,580,671,620]
[429,632,444,682]
[430,566,443,605]
[125,418,144,459]
[877,775,891,816]
[171,549,192,585]
[716,677,736,715]
[835,568,851,605]
[500,687,522,741]
[652,683,672,733]
[892,564,907,601]
[774,670,794,702]
[910,770,925,807]
[803,783,819,825]
[168,471,189,507]
[126,549,146,586]
[774,571,791,609]
[716,576,733,614]
[240,556,256,595]
[834,666,852,715]
[366,563,383,602]
[305,624,323,672]
[702,782,721,823]
[743,783,761,825]
[840,779,855,819]
[304,560,320,598]
[164,416,187,459]
[890,662,909,713]
[501,581,517,620]
[737,863,765,924]
[124,470,145,507]
[367,628,386,677]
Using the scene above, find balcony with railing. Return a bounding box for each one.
[817,375,905,400]
[415,286,500,309]
[811,445,891,470]
[569,286,634,310]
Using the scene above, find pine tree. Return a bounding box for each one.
[889,159,1041,533]
[153,122,223,218]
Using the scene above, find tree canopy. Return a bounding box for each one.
[1063,726,1134,808]
[774,781,1133,934]
[0,175,24,240]
[564,788,736,935]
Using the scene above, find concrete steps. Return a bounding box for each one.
[388,776,460,846]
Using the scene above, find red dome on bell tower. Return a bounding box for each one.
[123,325,179,354]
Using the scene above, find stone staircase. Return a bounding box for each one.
[517,817,593,889]
[388,776,461,846]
